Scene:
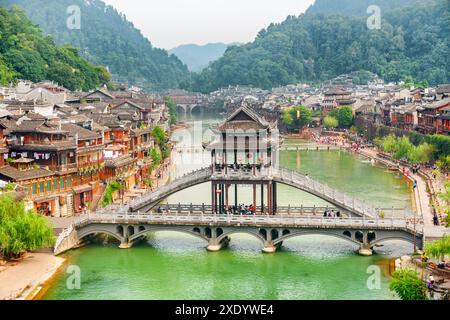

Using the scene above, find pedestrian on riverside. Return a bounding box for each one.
[433,215,439,226]
[413,180,417,190]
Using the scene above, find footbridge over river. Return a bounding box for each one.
[128,167,411,219]
[54,212,424,256]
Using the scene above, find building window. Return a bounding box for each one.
[66,177,71,187]
[32,183,37,195]
[47,181,52,192]
[54,179,58,190]
[40,182,45,193]
[60,178,65,189]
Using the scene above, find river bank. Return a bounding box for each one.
[0,252,66,300]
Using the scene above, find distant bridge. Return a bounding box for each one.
[54,212,424,256]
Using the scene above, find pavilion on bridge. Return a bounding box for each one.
[203,106,282,215]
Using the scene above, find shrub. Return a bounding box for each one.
[389,268,428,300]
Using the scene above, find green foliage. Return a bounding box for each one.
[389,268,428,300]
[101,181,123,208]
[425,235,450,261]
[425,135,450,160]
[436,155,450,173]
[152,126,167,148]
[4,183,15,191]
[0,6,110,90]
[438,182,450,227]
[192,0,449,92]
[0,0,190,90]
[329,106,354,128]
[150,147,162,169]
[163,97,178,125]
[281,105,312,131]
[0,195,54,260]
[323,116,338,128]
[378,135,434,164]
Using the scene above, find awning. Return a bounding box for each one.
[73,184,92,194]
[34,196,55,204]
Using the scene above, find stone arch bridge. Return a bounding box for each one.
[55,213,424,256]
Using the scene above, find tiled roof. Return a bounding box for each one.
[61,123,101,141]
[0,166,54,182]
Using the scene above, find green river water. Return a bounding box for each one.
[42,114,413,300]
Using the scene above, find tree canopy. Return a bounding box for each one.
[0,6,110,90]
[281,105,313,131]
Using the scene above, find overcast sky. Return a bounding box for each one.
[103,0,315,50]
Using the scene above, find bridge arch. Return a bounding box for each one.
[370,236,417,247]
[128,226,210,244]
[216,230,266,246]
[272,230,362,247]
[78,229,124,243]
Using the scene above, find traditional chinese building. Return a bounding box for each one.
[204,106,281,215]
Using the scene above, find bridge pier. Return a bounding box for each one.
[358,244,373,256]
[207,236,230,252]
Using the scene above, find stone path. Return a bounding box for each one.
[0,253,65,300]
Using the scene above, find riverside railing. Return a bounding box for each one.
[73,213,424,235]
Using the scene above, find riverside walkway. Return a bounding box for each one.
[359,148,449,241]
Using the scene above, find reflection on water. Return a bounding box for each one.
[43,113,412,300]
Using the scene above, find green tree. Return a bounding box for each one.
[152,126,167,148]
[150,147,162,169]
[389,268,428,300]
[282,105,312,131]
[163,97,178,125]
[438,182,450,227]
[101,181,123,208]
[330,106,353,128]
[425,235,450,261]
[0,195,54,260]
[323,115,338,128]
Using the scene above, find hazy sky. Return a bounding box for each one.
[103,0,315,50]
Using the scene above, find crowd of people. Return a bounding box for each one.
[323,209,341,218]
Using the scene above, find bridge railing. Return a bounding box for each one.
[73,213,424,235]
[53,223,74,253]
[274,168,411,218]
[129,168,210,209]
[127,166,411,219]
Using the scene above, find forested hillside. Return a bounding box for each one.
[0,0,191,90]
[305,0,422,16]
[193,0,449,92]
[0,7,110,90]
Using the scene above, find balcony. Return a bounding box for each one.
[51,163,78,174]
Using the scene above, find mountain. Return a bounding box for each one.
[0,7,109,90]
[305,0,423,16]
[0,0,190,91]
[169,43,241,72]
[192,0,449,92]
